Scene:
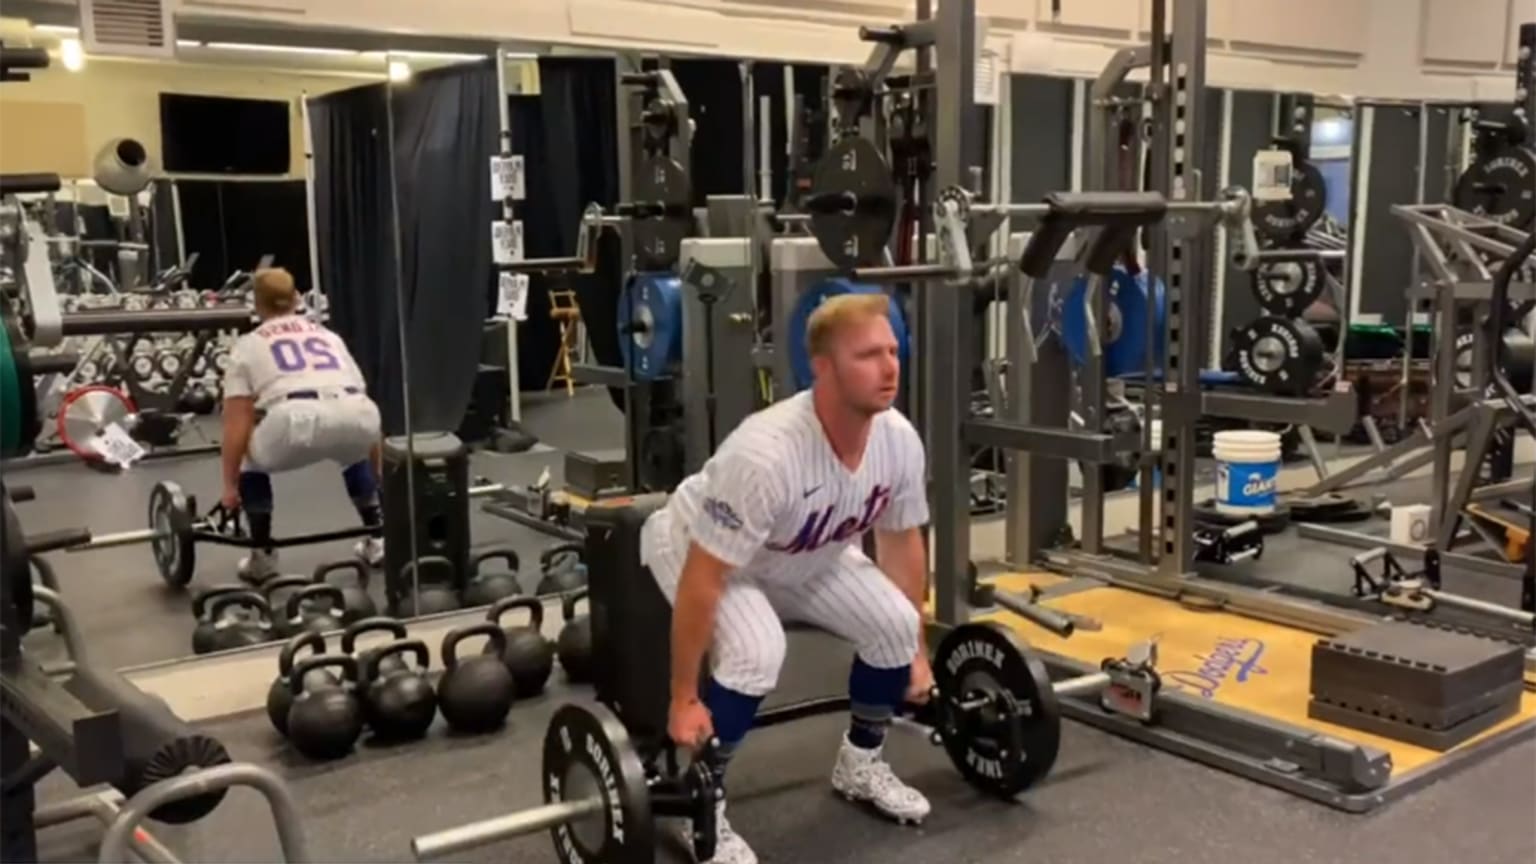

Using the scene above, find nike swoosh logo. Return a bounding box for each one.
[802,485,822,498]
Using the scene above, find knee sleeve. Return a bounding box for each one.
[238,471,274,514]
[341,460,378,506]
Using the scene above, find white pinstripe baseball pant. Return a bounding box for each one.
[642,518,920,696]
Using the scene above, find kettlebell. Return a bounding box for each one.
[360,639,436,741]
[534,543,587,595]
[462,549,521,608]
[394,556,461,618]
[262,575,317,638]
[283,584,347,638]
[485,595,555,696]
[189,582,250,627]
[191,590,273,655]
[313,560,377,624]
[341,617,411,679]
[555,589,593,684]
[437,623,516,734]
[285,655,364,760]
[266,631,331,736]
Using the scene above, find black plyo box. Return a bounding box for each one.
[563,449,628,500]
[1309,622,1524,744]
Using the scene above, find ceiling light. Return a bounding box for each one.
[205,42,360,57]
[388,59,412,82]
[176,39,204,49]
[35,24,80,36]
[60,38,85,72]
[389,50,488,62]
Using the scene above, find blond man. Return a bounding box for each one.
[220,268,383,581]
[640,292,931,864]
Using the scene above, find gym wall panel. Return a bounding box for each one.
[1008,74,1072,203]
[1217,0,1370,56]
[1422,105,1456,204]
[1420,0,1508,66]
[1356,105,1422,324]
[1220,90,1275,347]
[0,100,88,177]
[0,58,365,180]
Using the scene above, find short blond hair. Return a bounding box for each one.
[806,293,891,358]
[252,268,299,316]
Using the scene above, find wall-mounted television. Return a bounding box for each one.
[159,93,291,175]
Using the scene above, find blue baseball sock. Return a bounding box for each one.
[702,679,764,790]
[237,471,274,552]
[848,657,910,750]
[341,461,382,537]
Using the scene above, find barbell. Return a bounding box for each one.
[66,479,507,588]
[410,623,1162,863]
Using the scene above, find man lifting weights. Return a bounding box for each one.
[219,268,384,582]
[641,293,931,864]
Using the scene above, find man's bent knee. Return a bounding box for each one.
[860,597,921,669]
[711,630,787,697]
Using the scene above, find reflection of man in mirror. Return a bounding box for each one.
[219,268,384,582]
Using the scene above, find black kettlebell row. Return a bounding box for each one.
[394,546,588,618]
[266,616,520,760]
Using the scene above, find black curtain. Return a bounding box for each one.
[500,58,621,395]
[389,61,500,432]
[309,84,407,433]
[176,179,312,292]
[671,59,747,203]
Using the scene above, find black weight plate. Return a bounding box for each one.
[1194,498,1292,534]
[1254,160,1326,244]
[149,481,197,588]
[542,703,652,864]
[632,155,692,272]
[1455,147,1535,229]
[1250,259,1324,318]
[1287,494,1372,523]
[933,622,1060,797]
[809,136,897,271]
[1230,316,1325,396]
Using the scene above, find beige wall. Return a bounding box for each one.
[174,0,1526,100]
[0,56,377,180]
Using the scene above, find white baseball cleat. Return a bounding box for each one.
[676,802,757,864]
[354,537,385,567]
[830,734,931,825]
[237,549,279,585]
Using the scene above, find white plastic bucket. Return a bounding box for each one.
[1213,430,1281,514]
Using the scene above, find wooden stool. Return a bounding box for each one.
[547,289,582,396]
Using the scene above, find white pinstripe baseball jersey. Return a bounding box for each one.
[648,390,929,583]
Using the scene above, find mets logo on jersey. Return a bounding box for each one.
[768,485,893,554]
[703,497,744,531]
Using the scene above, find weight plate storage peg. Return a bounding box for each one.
[630,155,693,272]
[1249,259,1324,318]
[149,480,197,587]
[1454,147,1535,229]
[1230,316,1325,396]
[541,702,655,864]
[807,136,899,272]
[931,622,1061,798]
[1253,159,1326,244]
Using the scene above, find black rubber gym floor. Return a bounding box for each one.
[33,630,1536,863]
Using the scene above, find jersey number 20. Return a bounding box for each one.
[270,337,340,373]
